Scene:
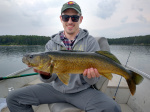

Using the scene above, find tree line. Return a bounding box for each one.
[107,35,150,45]
[0,35,150,45]
[0,35,50,45]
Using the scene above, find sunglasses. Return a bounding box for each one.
[61,15,80,22]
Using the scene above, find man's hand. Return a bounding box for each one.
[83,68,100,79]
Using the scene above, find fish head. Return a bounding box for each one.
[22,52,51,68]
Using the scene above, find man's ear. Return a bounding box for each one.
[60,15,63,23]
[79,16,83,24]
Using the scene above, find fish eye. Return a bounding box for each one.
[29,55,33,59]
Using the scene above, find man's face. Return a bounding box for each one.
[60,8,83,35]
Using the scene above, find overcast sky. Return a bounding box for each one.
[0,0,150,38]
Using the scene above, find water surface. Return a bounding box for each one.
[0,45,150,77]
[0,46,45,77]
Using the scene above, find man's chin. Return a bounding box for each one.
[66,30,75,35]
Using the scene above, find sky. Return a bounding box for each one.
[0,0,150,38]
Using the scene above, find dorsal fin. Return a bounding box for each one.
[95,51,121,64]
[60,50,84,52]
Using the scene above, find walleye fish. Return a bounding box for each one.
[22,50,143,95]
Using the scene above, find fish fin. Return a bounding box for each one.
[50,60,54,75]
[95,51,121,64]
[130,70,144,85]
[126,79,136,95]
[126,71,143,95]
[57,73,70,85]
[60,50,83,52]
[101,73,113,80]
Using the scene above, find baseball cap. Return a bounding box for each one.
[61,1,82,15]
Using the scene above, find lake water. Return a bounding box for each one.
[0,45,150,77]
[0,46,45,77]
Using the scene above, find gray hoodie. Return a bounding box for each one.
[40,29,101,93]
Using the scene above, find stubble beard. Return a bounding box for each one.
[65,27,79,36]
[66,30,75,35]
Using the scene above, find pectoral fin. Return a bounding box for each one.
[50,60,54,75]
[57,73,70,85]
[101,73,113,80]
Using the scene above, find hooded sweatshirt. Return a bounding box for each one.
[40,29,101,93]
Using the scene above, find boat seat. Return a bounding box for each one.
[48,37,110,112]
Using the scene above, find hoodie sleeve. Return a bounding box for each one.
[86,35,100,52]
[45,40,53,52]
[39,73,58,83]
[83,75,101,85]
[45,34,58,52]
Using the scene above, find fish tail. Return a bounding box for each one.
[126,70,144,95]
[130,70,144,85]
[126,79,136,95]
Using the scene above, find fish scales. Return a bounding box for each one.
[22,50,144,95]
[49,53,110,75]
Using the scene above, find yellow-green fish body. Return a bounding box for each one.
[22,50,143,95]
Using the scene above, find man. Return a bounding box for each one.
[6,1,121,112]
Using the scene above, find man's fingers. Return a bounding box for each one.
[83,69,88,76]
[87,68,92,79]
[94,68,100,77]
[90,68,96,78]
[83,68,100,79]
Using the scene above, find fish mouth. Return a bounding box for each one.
[22,57,39,67]
[22,60,37,67]
[22,57,30,65]
[22,57,27,64]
